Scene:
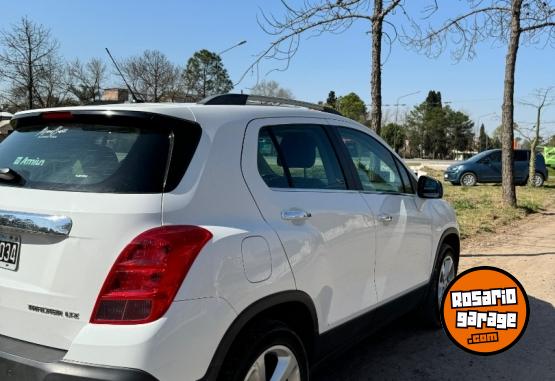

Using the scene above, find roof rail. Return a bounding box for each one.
[198,93,342,116]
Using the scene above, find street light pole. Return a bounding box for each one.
[218,40,247,56]
[388,90,420,156]
[395,90,421,124]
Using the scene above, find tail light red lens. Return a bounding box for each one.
[91,226,212,324]
[41,111,73,120]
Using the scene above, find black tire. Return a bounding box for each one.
[418,243,458,328]
[218,320,309,381]
[460,172,477,187]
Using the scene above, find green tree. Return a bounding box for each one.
[446,108,475,152]
[406,90,474,158]
[406,90,448,158]
[382,123,406,152]
[326,91,337,109]
[479,124,487,151]
[182,49,233,101]
[337,92,367,123]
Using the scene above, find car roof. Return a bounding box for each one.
[13,102,372,135]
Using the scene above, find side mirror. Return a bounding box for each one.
[482,157,490,165]
[417,176,443,199]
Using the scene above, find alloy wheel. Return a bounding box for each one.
[244,345,301,381]
[461,173,476,186]
[532,173,544,187]
[437,255,455,307]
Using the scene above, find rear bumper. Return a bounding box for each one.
[0,334,157,381]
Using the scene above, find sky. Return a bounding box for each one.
[1,0,555,138]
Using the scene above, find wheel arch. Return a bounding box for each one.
[199,290,319,381]
[430,227,460,281]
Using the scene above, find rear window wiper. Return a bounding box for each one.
[0,168,26,185]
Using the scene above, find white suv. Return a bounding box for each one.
[0,94,459,381]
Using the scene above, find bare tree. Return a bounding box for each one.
[68,58,107,104]
[121,50,180,102]
[518,87,555,186]
[250,80,294,98]
[240,0,404,135]
[407,0,555,207]
[0,17,60,109]
[33,54,73,108]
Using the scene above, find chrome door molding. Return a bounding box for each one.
[0,210,72,237]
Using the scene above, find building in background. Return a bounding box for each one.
[102,88,130,103]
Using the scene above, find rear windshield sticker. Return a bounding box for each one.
[13,156,45,167]
[36,126,68,139]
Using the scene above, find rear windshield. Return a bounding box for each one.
[0,113,201,193]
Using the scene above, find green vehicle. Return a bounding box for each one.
[545,147,555,168]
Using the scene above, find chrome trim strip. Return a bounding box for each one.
[0,210,72,237]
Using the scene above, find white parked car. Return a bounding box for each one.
[0,94,459,381]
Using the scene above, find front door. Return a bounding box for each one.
[333,126,433,302]
[241,118,377,329]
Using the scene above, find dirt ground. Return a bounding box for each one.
[313,209,555,381]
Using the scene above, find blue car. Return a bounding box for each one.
[444,149,548,187]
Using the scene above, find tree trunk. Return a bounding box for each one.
[528,105,541,186]
[500,0,522,207]
[27,31,34,109]
[370,0,383,135]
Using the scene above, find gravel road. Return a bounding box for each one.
[313,210,555,381]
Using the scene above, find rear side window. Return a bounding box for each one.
[514,151,529,162]
[0,112,201,193]
[257,125,346,190]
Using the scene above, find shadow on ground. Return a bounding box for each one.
[313,296,555,381]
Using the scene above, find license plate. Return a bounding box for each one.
[0,233,21,272]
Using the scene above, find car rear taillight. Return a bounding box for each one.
[41,111,73,120]
[91,226,212,325]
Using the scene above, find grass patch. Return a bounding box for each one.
[422,166,555,240]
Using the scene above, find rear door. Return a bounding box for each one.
[514,150,530,182]
[0,110,201,349]
[242,117,378,329]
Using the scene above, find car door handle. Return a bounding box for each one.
[378,214,393,223]
[281,209,312,222]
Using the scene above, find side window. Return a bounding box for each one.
[257,125,346,190]
[338,128,404,193]
[489,151,501,163]
[514,150,529,162]
[395,157,415,194]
